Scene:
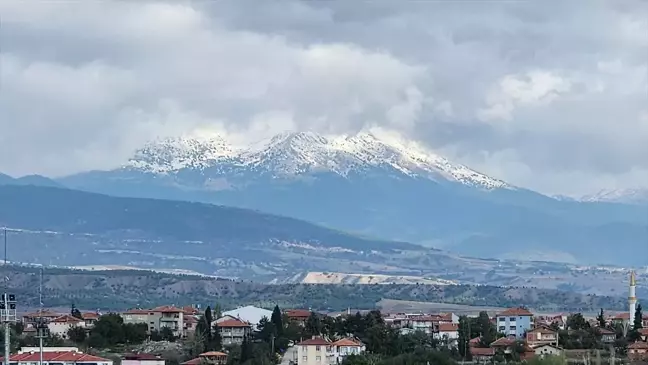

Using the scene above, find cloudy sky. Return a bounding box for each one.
[0,0,646,196]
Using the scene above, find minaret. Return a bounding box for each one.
[629,270,637,326]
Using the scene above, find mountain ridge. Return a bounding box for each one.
[58,131,648,266]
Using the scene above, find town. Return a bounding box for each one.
[0,272,646,365]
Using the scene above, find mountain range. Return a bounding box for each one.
[1,184,645,299]
[49,130,647,266]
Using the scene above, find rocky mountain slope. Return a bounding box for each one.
[59,131,648,266]
[4,265,629,312]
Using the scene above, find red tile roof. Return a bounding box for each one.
[51,314,83,324]
[151,305,183,313]
[497,307,533,317]
[599,328,616,335]
[470,347,495,356]
[629,342,648,350]
[332,338,362,347]
[217,318,251,328]
[490,337,516,347]
[439,323,459,332]
[0,351,109,362]
[81,312,100,320]
[298,337,331,346]
[285,309,311,318]
[22,310,61,318]
[181,359,202,365]
[614,313,630,320]
[528,327,556,334]
[183,306,200,315]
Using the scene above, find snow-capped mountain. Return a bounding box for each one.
[125,131,510,190]
[58,131,648,267]
[580,188,648,205]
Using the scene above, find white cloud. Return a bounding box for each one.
[0,0,646,195]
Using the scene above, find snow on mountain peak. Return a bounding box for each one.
[127,130,510,190]
[580,188,648,204]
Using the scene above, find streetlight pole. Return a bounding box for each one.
[1,229,17,365]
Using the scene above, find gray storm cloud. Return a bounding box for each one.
[0,0,646,196]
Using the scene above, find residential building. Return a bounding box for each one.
[81,312,100,327]
[296,337,366,365]
[122,306,184,337]
[495,307,534,339]
[470,347,496,363]
[122,354,166,365]
[628,341,648,362]
[22,310,61,328]
[222,305,272,331]
[285,309,311,326]
[532,344,563,357]
[599,328,616,343]
[184,315,198,335]
[181,352,227,365]
[434,323,459,345]
[331,338,365,363]
[217,318,252,345]
[489,338,535,361]
[47,315,85,338]
[525,327,558,346]
[0,348,112,365]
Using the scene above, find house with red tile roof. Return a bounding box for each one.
[599,328,616,343]
[525,326,558,346]
[434,323,459,345]
[470,347,496,362]
[181,352,227,365]
[47,315,85,339]
[21,309,62,329]
[285,309,312,326]
[628,341,648,361]
[296,337,365,365]
[216,318,252,346]
[495,308,534,339]
[81,312,100,327]
[0,348,112,365]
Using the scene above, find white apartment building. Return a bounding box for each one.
[47,315,85,338]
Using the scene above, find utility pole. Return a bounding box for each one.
[35,268,47,365]
[1,229,17,365]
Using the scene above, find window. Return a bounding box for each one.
[316,356,321,361]
[498,317,505,322]
[509,317,515,321]
[509,326,516,330]
[302,357,307,361]
[499,326,505,331]
[316,346,321,351]
[302,346,306,352]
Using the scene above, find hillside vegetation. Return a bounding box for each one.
[3,265,626,312]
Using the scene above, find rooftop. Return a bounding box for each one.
[0,351,109,363]
[298,337,331,346]
[497,307,534,317]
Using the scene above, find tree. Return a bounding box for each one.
[123,323,148,344]
[204,307,214,350]
[240,335,252,364]
[304,312,322,337]
[597,308,606,328]
[91,313,125,346]
[477,311,496,346]
[70,303,83,319]
[634,303,643,331]
[160,327,176,342]
[67,326,87,344]
[211,322,222,351]
[457,315,472,361]
[566,313,589,330]
[213,303,222,319]
[270,305,283,337]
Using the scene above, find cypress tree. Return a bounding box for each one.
[204,306,214,350]
[270,305,283,337]
[634,303,643,331]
